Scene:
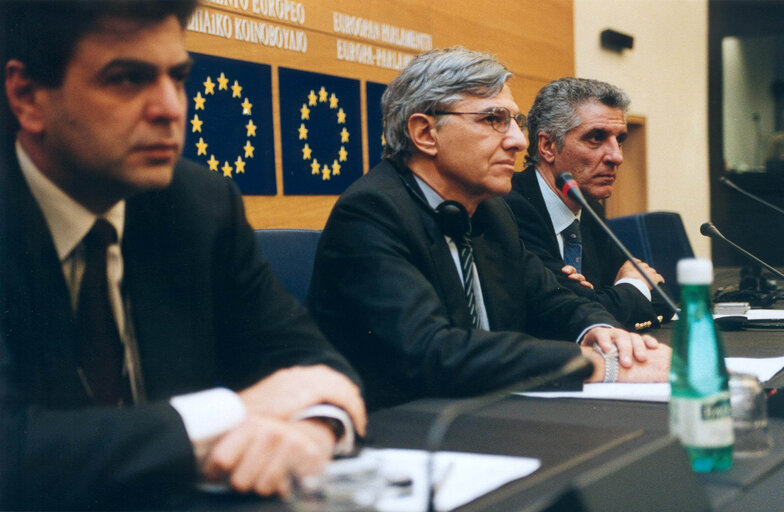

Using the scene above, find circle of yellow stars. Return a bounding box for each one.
[299,86,349,181]
[190,71,256,178]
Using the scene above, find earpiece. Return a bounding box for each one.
[435,201,471,239]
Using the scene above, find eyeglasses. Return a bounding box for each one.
[433,107,527,134]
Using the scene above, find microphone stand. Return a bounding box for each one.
[719,176,784,217]
[700,222,784,281]
[556,173,680,316]
[424,356,593,512]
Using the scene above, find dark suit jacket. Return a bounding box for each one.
[503,166,666,329]
[307,160,619,410]
[0,148,357,510]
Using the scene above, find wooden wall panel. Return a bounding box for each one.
[185,0,574,229]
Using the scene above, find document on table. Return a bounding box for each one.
[518,356,784,402]
[363,448,540,512]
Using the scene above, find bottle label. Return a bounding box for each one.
[670,392,734,447]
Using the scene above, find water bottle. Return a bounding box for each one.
[669,258,733,472]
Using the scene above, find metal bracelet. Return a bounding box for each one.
[593,344,620,383]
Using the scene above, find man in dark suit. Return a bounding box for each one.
[307,47,671,411]
[0,1,366,508]
[503,78,670,331]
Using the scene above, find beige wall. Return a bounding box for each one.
[573,0,710,258]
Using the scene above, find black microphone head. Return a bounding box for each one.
[555,172,586,205]
[562,355,594,381]
[700,221,721,238]
[555,172,574,190]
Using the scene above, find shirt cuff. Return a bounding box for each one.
[291,404,355,455]
[615,277,652,300]
[575,323,615,343]
[170,388,246,464]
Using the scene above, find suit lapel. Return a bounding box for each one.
[397,168,476,329]
[0,151,83,406]
[520,167,561,256]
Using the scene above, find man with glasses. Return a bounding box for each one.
[307,47,671,410]
[503,78,671,331]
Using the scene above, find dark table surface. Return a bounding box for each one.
[190,266,784,511]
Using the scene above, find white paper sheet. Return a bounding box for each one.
[363,448,540,512]
[519,356,784,402]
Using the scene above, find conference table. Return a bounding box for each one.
[193,268,784,512]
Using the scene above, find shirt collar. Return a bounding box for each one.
[535,167,581,234]
[16,139,126,262]
[413,174,446,210]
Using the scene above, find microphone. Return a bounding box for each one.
[700,222,784,281]
[424,355,594,512]
[555,173,679,315]
[719,176,784,217]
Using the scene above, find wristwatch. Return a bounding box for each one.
[593,344,620,383]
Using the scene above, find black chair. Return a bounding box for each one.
[254,228,322,303]
[607,212,694,299]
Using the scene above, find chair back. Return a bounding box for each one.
[607,212,694,299]
[254,228,322,302]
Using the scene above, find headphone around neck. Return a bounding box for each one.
[435,200,471,239]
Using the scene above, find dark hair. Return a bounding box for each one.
[1,0,197,139]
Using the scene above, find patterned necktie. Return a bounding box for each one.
[454,235,481,329]
[77,219,128,405]
[562,219,583,273]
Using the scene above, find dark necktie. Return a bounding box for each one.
[77,219,128,405]
[454,235,481,329]
[562,219,583,273]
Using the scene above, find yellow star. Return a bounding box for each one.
[221,161,233,177]
[381,133,386,146]
[302,143,312,160]
[298,123,308,140]
[241,98,252,115]
[243,140,255,158]
[190,114,203,133]
[207,154,219,171]
[300,103,311,120]
[338,145,348,162]
[231,80,242,98]
[195,137,208,155]
[329,93,338,109]
[331,160,341,176]
[193,91,206,110]
[310,159,320,175]
[245,119,257,137]
[203,76,215,95]
[340,127,350,143]
[308,90,317,106]
[217,72,229,90]
[318,86,328,103]
[321,164,331,180]
[337,108,346,124]
[234,156,246,174]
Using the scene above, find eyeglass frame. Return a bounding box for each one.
[432,107,527,134]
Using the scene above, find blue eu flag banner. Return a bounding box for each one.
[184,52,276,195]
[279,67,362,195]
[366,81,387,169]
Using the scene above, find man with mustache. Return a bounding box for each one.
[503,78,670,331]
[0,1,365,508]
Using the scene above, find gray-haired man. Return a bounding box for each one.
[307,48,670,410]
[503,78,671,331]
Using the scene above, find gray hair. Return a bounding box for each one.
[526,77,630,165]
[381,46,512,166]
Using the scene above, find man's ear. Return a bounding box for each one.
[407,113,438,157]
[537,131,558,164]
[5,60,47,134]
